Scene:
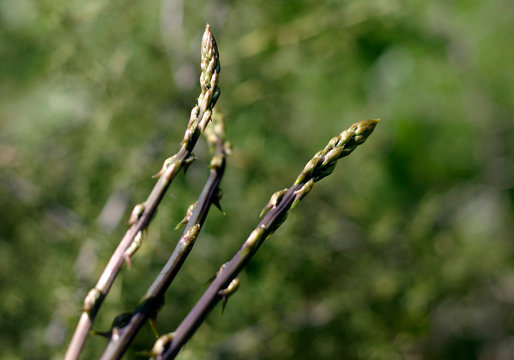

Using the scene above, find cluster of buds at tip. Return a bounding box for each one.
[183,25,220,154]
[200,25,220,95]
[260,188,288,218]
[179,224,201,248]
[128,202,146,226]
[294,119,380,184]
[321,119,380,172]
[197,25,221,131]
[175,201,197,230]
[152,332,175,356]
[83,288,102,312]
[291,179,315,209]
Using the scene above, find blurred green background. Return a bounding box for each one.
[1,0,513,359]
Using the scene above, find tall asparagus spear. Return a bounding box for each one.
[152,119,380,360]
[65,24,220,360]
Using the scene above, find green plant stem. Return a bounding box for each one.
[152,119,380,359]
[99,114,228,360]
[64,24,220,360]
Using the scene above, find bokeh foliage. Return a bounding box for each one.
[1,0,513,359]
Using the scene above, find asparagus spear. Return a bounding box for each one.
[65,24,221,360]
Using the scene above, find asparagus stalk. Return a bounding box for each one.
[65,24,220,360]
[99,112,229,360]
[151,119,380,359]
